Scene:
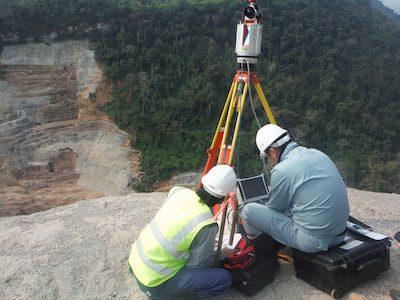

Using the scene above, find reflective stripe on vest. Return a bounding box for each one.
[135,237,175,277]
[129,187,215,287]
[150,211,212,260]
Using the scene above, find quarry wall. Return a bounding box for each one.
[0,40,140,217]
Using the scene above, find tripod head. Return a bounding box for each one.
[235,0,263,64]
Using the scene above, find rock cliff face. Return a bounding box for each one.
[0,40,140,217]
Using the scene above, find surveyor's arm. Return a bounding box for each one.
[187,223,220,268]
[266,168,292,211]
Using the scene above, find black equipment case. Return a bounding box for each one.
[293,228,391,298]
[229,255,276,296]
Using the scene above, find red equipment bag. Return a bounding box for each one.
[221,236,255,269]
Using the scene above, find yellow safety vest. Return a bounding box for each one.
[129,187,215,287]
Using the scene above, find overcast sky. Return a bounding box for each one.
[381,0,400,14]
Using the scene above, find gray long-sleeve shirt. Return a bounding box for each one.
[187,223,220,268]
[267,142,350,236]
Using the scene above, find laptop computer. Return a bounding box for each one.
[237,174,270,204]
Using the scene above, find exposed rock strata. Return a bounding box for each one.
[0,41,140,217]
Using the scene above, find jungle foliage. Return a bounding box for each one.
[0,0,399,193]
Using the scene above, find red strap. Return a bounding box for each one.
[212,192,236,222]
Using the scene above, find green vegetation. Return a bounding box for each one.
[0,0,399,193]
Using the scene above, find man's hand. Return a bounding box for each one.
[222,247,236,258]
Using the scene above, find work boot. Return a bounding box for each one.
[277,246,294,264]
[390,289,400,300]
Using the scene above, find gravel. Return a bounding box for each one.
[0,188,399,300]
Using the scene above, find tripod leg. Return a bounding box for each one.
[228,82,248,165]
[210,80,236,151]
[217,81,240,164]
[200,79,237,182]
[251,74,276,125]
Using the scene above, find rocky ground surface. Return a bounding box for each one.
[0,187,399,300]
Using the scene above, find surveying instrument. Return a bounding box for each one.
[204,0,278,264]
[201,0,277,179]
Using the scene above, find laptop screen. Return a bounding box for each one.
[237,174,269,204]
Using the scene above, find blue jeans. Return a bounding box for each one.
[133,266,232,299]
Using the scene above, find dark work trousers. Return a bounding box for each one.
[133,266,232,299]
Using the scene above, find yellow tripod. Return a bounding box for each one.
[201,69,277,178]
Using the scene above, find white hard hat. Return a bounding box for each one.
[202,165,237,198]
[256,124,291,158]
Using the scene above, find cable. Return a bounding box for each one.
[226,202,245,232]
[246,61,261,129]
[237,114,242,178]
[236,63,245,178]
[236,63,273,186]
[245,61,271,184]
[262,155,271,185]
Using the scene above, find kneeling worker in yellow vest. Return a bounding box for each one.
[129,165,237,299]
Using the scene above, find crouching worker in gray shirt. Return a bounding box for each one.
[129,165,237,299]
